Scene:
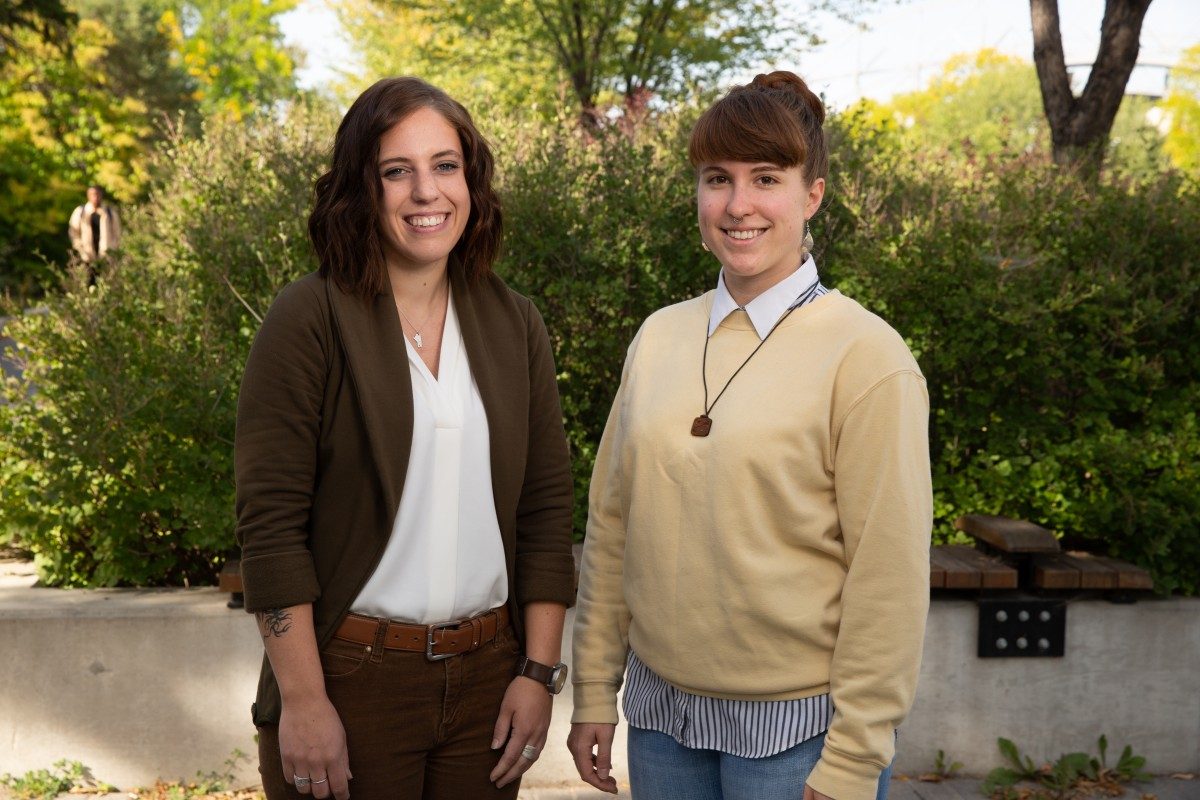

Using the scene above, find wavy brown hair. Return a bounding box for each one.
[688,71,828,183]
[309,77,503,298]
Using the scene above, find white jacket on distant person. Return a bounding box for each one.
[68,202,120,262]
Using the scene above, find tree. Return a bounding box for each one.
[360,0,797,126]
[1029,0,1154,171]
[887,49,1046,157]
[0,0,75,63]
[72,0,200,129]
[160,0,300,120]
[525,0,788,124]
[334,0,562,115]
[0,18,151,293]
[877,47,1166,176]
[1162,43,1200,176]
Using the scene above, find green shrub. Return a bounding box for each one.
[0,105,329,586]
[823,115,1200,594]
[2,99,1197,593]
[494,110,710,535]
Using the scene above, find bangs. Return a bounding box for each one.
[688,92,808,169]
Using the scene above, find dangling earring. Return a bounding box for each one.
[701,240,710,252]
[801,218,814,260]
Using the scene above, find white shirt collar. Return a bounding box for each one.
[708,256,819,339]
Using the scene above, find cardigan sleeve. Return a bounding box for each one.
[235,278,328,612]
[807,367,932,800]
[511,296,577,608]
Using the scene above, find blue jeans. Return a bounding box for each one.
[628,726,893,800]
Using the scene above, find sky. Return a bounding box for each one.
[279,0,1200,109]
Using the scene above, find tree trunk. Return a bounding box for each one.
[1029,0,1153,172]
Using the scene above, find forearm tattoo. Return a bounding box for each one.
[257,608,293,638]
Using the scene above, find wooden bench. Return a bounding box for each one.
[218,560,244,609]
[952,514,1152,593]
[929,545,1016,589]
[220,519,1152,606]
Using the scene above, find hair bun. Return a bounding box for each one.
[749,70,825,126]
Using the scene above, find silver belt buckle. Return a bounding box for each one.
[425,621,457,661]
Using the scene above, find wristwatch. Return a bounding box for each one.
[516,656,569,694]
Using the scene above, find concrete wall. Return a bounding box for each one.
[899,599,1200,775]
[1,586,1196,789]
[0,587,264,789]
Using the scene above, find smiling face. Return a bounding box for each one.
[697,160,825,303]
[376,106,471,277]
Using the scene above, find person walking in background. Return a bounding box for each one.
[67,185,121,284]
[568,71,932,800]
[236,77,575,800]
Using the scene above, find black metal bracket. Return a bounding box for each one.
[977,598,1066,657]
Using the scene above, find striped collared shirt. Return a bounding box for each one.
[622,258,832,758]
[623,651,833,757]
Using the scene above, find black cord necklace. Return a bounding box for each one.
[691,305,799,437]
[692,279,820,437]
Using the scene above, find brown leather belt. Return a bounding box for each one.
[333,606,511,661]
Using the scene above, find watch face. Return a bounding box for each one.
[550,662,568,693]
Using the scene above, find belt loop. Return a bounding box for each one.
[369,617,387,664]
[471,616,482,649]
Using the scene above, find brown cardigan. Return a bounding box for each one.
[235,269,576,726]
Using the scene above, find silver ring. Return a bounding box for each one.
[293,775,312,787]
[521,744,538,761]
[311,778,328,785]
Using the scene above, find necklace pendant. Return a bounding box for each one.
[413,332,423,348]
[691,414,712,437]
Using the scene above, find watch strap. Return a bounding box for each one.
[516,656,567,693]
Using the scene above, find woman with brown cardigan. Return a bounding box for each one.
[235,77,576,800]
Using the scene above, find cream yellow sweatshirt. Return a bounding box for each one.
[572,289,932,800]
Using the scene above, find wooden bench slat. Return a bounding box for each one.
[1060,551,1120,589]
[1084,554,1153,590]
[1032,552,1082,589]
[931,545,1017,589]
[955,514,1060,554]
[929,560,946,589]
[930,546,980,589]
[218,560,243,594]
[952,545,1019,589]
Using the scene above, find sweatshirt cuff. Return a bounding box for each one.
[571,682,620,725]
[807,746,886,800]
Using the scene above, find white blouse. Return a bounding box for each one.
[350,293,508,624]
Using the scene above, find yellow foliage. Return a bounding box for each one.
[1163,43,1200,176]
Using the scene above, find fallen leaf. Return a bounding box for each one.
[917,774,944,783]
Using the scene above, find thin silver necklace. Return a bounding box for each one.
[395,282,446,349]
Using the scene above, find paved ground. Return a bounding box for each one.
[1,776,1194,799]
[516,776,1199,799]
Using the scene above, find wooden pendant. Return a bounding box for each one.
[691,414,712,437]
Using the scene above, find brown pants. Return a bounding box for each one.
[259,624,523,800]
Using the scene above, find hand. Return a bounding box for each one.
[567,722,618,794]
[279,695,353,800]
[804,783,833,800]
[489,676,553,789]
